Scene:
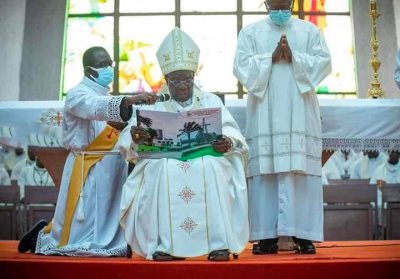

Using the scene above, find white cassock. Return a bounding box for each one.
[0,164,11,185]
[117,85,249,259]
[370,162,400,184]
[351,152,388,179]
[370,161,400,226]
[11,158,35,180]
[36,77,128,256]
[327,151,361,179]
[234,17,331,242]
[18,165,54,198]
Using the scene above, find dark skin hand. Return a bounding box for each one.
[211,136,234,154]
[107,121,128,131]
[123,93,157,106]
[130,126,151,144]
[272,34,292,64]
[130,127,233,154]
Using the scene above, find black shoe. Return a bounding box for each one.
[126,244,132,258]
[18,219,48,253]
[292,237,316,254]
[207,249,230,261]
[152,251,186,261]
[252,238,279,255]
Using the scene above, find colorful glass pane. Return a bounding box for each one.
[242,0,267,12]
[317,15,356,93]
[181,0,236,12]
[300,0,350,13]
[63,17,114,93]
[119,0,174,13]
[69,0,114,14]
[181,15,238,93]
[119,16,175,93]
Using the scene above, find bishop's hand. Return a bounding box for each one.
[130,126,150,144]
[212,136,234,154]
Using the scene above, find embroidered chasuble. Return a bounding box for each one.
[118,85,249,259]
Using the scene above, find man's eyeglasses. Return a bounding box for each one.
[167,78,194,88]
[269,9,291,13]
[264,1,293,12]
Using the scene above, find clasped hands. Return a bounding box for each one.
[130,126,233,154]
[272,34,292,64]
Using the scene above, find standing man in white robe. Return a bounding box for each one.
[233,0,331,254]
[18,46,156,256]
[118,27,249,261]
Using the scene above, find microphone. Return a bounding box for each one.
[135,93,171,105]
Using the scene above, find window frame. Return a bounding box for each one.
[61,0,356,99]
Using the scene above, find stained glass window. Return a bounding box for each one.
[62,0,356,99]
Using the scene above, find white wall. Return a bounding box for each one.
[394,0,400,47]
[19,0,66,101]
[0,0,26,101]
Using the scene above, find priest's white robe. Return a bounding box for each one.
[351,153,388,180]
[18,165,54,198]
[117,85,249,259]
[36,77,128,257]
[233,17,331,242]
[0,164,11,185]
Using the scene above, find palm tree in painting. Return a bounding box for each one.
[177,121,202,147]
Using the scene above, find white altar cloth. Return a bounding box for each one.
[0,99,399,151]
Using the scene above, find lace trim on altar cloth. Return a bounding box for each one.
[106,96,124,122]
[35,231,127,257]
[323,138,400,152]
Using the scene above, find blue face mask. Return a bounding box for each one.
[269,10,292,26]
[89,66,114,87]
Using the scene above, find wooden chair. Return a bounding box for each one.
[323,183,377,240]
[381,184,400,240]
[0,185,20,240]
[24,186,58,229]
[328,179,370,185]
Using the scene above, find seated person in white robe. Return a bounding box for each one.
[369,151,400,229]
[18,46,156,256]
[18,158,55,199]
[322,157,341,185]
[118,27,249,261]
[233,0,331,254]
[0,163,11,185]
[370,151,400,185]
[11,148,35,181]
[350,151,388,180]
[326,150,361,180]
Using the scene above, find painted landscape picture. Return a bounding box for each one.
[135,108,222,160]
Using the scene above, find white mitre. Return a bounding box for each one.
[156,27,200,75]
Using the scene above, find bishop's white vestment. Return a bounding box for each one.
[118,85,249,259]
[36,77,128,256]
[233,17,331,242]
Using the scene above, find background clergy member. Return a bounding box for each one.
[233,0,332,254]
[118,27,249,261]
[18,46,156,256]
